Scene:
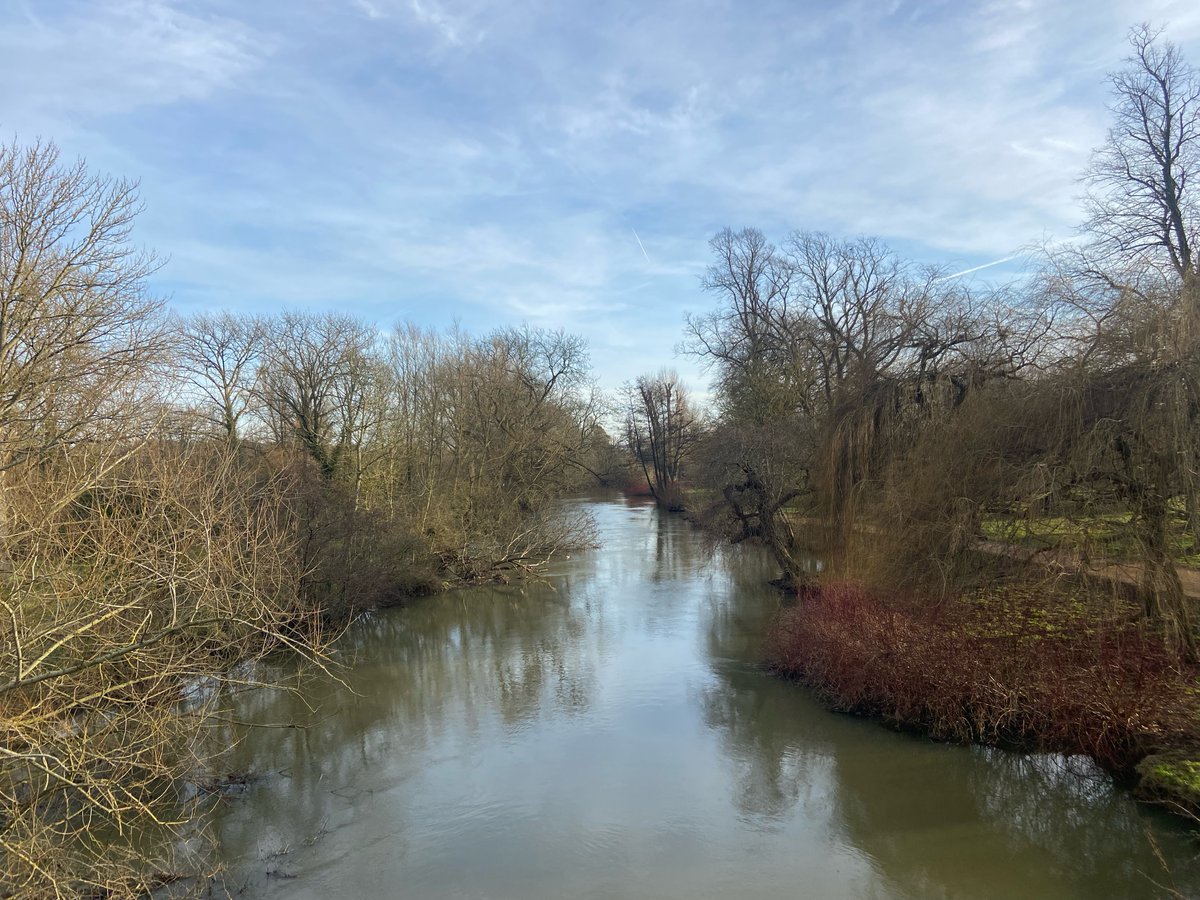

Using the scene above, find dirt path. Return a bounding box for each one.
[974,539,1200,600]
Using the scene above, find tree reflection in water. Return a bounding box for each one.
[207,574,603,889]
[205,499,1200,899]
[697,523,1200,899]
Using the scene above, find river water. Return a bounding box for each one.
[210,497,1200,898]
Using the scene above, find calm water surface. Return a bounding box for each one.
[211,497,1200,898]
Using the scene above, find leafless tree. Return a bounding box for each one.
[623,370,698,510]
[689,228,799,400]
[0,140,171,556]
[438,325,601,576]
[257,311,378,480]
[1013,26,1200,650]
[0,142,336,897]
[687,227,1021,581]
[358,323,602,580]
[1085,24,1199,290]
[177,311,266,445]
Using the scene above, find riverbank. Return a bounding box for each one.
[207,497,1200,898]
[764,580,1200,820]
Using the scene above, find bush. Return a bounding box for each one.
[765,582,1200,777]
[278,458,443,617]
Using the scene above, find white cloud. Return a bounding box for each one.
[350,0,488,47]
[0,0,262,130]
[354,0,385,19]
[3,0,1200,393]
[409,0,469,46]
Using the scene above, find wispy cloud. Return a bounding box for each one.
[1,0,1198,392]
[408,0,470,46]
[0,0,262,125]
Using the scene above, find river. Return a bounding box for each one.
[209,496,1200,898]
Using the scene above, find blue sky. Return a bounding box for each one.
[2,0,1199,393]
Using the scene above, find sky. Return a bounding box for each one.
[2,0,1199,395]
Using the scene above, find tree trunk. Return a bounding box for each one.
[1139,487,1195,658]
[723,470,811,591]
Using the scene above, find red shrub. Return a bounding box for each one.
[765,582,1199,775]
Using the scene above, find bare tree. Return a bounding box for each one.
[689,221,1055,589]
[686,229,819,459]
[0,141,170,555]
[0,142,336,896]
[258,311,378,480]
[440,325,600,576]
[1021,26,1200,651]
[784,231,919,400]
[376,323,455,527]
[1085,24,1199,291]
[357,323,601,580]
[177,311,266,445]
[623,370,698,510]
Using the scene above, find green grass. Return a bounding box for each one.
[980,509,1200,567]
[955,583,1101,642]
[1136,752,1200,813]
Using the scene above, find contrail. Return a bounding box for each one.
[934,254,1019,282]
[632,229,650,264]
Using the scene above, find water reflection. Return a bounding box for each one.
[209,499,1200,899]
[693,518,1200,898]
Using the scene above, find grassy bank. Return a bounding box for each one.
[981,508,1200,568]
[764,581,1200,818]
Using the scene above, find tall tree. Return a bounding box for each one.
[0,139,170,568]
[623,370,698,509]
[258,311,378,480]
[0,141,331,896]
[1049,26,1200,651]
[178,311,266,445]
[0,141,167,468]
[1085,24,1199,290]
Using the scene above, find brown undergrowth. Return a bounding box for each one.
[765,581,1200,800]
